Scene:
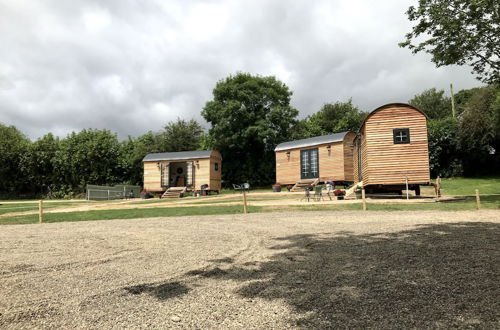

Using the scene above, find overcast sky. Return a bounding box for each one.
[0,0,481,140]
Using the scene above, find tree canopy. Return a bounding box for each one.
[409,88,451,119]
[400,0,500,84]
[156,118,204,152]
[301,100,367,137]
[202,72,299,185]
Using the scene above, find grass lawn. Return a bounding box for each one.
[2,195,499,225]
[438,176,500,195]
[1,177,499,225]
[0,201,98,215]
[0,205,263,225]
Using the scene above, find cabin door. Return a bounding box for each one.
[186,161,195,188]
[160,162,169,188]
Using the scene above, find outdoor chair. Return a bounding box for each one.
[313,186,324,201]
[300,187,311,202]
[233,183,250,193]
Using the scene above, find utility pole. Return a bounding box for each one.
[450,83,456,119]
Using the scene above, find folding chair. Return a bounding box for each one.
[313,186,324,201]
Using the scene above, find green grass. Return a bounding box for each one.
[275,196,500,212]
[0,205,263,225]
[438,177,500,195]
[3,195,498,226]
[0,201,97,215]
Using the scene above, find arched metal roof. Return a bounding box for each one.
[275,132,351,151]
[143,150,214,162]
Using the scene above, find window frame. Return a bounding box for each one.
[300,148,319,179]
[393,128,410,144]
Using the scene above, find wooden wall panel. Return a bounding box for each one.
[142,150,222,191]
[275,140,351,185]
[143,162,162,191]
[362,105,430,185]
[343,132,356,181]
[209,151,222,191]
[353,138,359,182]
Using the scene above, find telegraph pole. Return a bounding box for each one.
[450,83,456,118]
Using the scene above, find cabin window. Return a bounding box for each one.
[300,148,319,179]
[393,128,410,144]
[214,162,219,171]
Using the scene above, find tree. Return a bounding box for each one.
[156,118,204,152]
[24,133,60,195]
[301,100,367,137]
[0,124,30,196]
[400,0,500,84]
[54,129,121,191]
[409,88,451,119]
[202,73,299,185]
[458,84,500,174]
[427,118,462,177]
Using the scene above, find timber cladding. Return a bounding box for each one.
[275,132,356,185]
[143,150,222,192]
[356,104,430,186]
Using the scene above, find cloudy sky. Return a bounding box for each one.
[0,0,481,140]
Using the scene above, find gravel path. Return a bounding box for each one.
[1,210,499,329]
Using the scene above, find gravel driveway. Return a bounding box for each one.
[1,210,499,329]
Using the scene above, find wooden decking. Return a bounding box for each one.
[161,187,187,199]
[290,178,319,192]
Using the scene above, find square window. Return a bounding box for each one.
[393,128,410,144]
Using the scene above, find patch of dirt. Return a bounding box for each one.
[0,210,499,328]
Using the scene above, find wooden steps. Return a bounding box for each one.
[345,181,362,198]
[161,187,187,199]
[290,178,319,192]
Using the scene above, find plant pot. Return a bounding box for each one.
[272,186,281,192]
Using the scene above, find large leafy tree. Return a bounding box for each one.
[202,73,299,185]
[409,88,451,119]
[54,129,121,191]
[0,124,30,195]
[301,100,367,138]
[156,118,204,152]
[400,0,500,84]
[427,118,462,177]
[458,84,500,174]
[23,133,60,195]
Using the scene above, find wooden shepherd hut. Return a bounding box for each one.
[143,150,221,198]
[353,103,430,194]
[275,132,356,189]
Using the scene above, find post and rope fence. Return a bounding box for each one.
[361,188,367,211]
[38,200,43,224]
[475,189,481,210]
[242,189,248,214]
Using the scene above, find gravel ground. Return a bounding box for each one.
[1,210,499,329]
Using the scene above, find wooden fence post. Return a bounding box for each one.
[475,189,480,210]
[242,190,248,214]
[362,188,367,211]
[38,200,43,224]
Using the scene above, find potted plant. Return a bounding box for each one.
[140,190,151,199]
[272,183,282,192]
[333,189,346,200]
[286,184,293,192]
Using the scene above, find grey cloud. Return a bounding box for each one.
[0,0,480,140]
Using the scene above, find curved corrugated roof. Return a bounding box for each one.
[143,150,214,162]
[275,132,350,152]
